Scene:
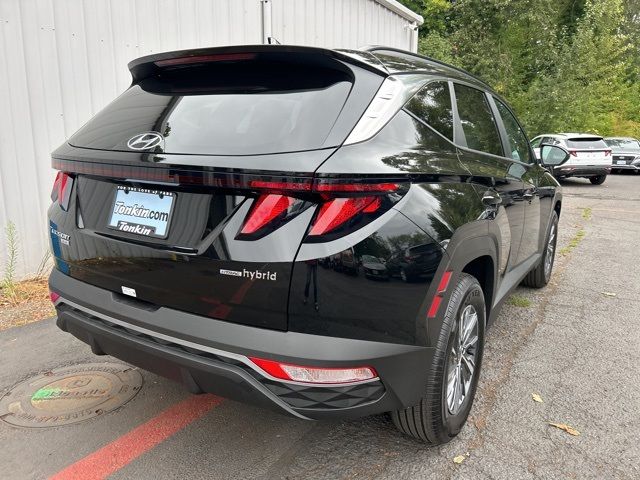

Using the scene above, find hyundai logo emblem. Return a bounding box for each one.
[127,132,164,151]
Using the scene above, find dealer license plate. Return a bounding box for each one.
[108,186,175,239]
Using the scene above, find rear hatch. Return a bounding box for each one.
[51,46,386,331]
[565,137,611,165]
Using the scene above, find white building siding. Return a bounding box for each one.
[271,0,418,51]
[0,0,421,277]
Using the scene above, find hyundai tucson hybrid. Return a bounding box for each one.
[530,133,612,184]
[604,137,640,173]
[48,45,563,444]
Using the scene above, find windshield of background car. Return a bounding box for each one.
[605,138,640,150]
[566,138,608,149]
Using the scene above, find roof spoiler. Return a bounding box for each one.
[127,45,388,84]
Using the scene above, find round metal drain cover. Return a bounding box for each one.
[0,363,142,428]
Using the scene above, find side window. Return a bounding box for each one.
[406,81,453,140]
[494,99,533,164]
[453,84,503,156]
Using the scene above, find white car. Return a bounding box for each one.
[530,133,612,184]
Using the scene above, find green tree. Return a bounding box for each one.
[397,0,640,137]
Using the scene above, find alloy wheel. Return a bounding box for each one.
[544,223,556,279]
[446,304,479,416]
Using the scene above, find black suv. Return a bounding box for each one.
[48,45,563,444]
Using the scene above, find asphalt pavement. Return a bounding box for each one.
[1,173,638,479]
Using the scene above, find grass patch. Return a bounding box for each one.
[508,294,532,308]
[1,221,19,302]
[559,229,586,256]
[581,207,592,221]
[0,277,50,307]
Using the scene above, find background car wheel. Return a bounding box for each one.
[522,211,558,288]
[589,175,606,185]
[390,273,485,444]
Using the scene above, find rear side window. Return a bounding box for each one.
[406,81,453,140]
[453,84,503,156]
[566,138,608,149]
[494,99,533,164]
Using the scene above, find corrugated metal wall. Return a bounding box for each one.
[0,0,421,278]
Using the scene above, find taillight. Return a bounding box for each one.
[238,194,309,239]
[240,195,295,235]
[49,291,60,303]
[309,196,381,236]
[605,149,612,156]
[568,149,578,157]
[306,181,406,240]
[249,357,377,384]
[51,172,74,211]
[237,179,407,240]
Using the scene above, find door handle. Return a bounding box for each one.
[523,192,534,201]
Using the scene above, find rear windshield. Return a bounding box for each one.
[69,61,353,155]
[566,138,607,149]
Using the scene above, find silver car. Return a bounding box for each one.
[604,137,640,173]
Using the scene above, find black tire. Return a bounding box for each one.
[589,175,606,185]
[522,211,558,288]
[391,273,485,444]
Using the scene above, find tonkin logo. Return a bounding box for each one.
[127,132,163,151]
[220,269,277,281]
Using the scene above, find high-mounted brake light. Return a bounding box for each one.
[51,172,74,211]
[249,357,377,384]
[154,53,256,67]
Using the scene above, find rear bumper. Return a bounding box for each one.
[50,269,432,420]
[612,164,640,171]
[554,165,611,177]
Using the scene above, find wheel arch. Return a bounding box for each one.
[443,224,498,321]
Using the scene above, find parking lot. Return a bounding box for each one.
[1,174,639,480]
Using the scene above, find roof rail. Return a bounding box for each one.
[361,46,492,90]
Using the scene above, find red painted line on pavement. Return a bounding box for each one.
[50,394,223,480]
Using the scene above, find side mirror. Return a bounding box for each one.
[540,144,570,167]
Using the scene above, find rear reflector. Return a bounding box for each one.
[49,291,60,303]
[249,357,377,384]
[427,270,453,319]
[436,271,453,293]
[426,296,443,318]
